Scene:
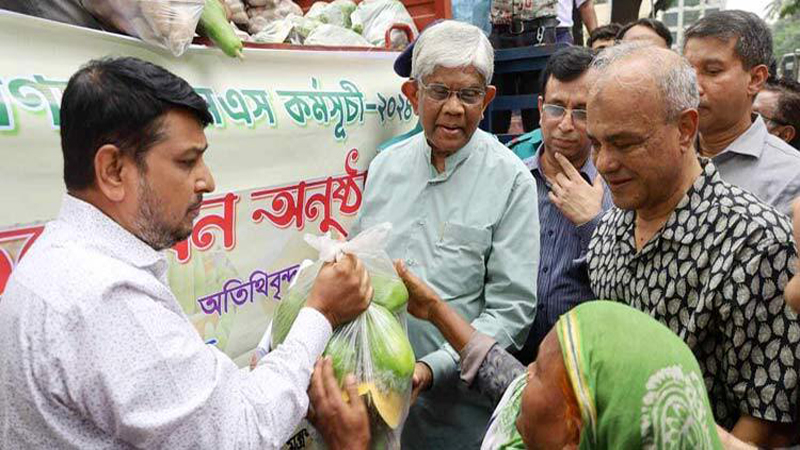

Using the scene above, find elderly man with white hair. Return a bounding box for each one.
[348,20,540,449]
[586,43,800,447]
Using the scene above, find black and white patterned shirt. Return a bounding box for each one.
[588,159,800,428]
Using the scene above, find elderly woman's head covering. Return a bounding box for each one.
[483,301,723,449]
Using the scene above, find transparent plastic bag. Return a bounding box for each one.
[82,0,205,56]
[350,0,418,48]
[305,0,358,29]
[268,223,414,449]
[305,24,373,47]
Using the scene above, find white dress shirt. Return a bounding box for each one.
[0,194,331,449]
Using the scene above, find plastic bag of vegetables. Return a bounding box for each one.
[305,24,373,47]
[268,223,414,449]
[350,0,418,48]
[82,0,205,56]
[305,0,358,29]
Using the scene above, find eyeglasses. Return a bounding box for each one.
[542,103,588,124]
[417,80,487,105]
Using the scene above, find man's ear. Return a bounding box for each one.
[538,95,544,125]
[402,80,420,115]
[678,108,700,153]
[93,144,129,203]
[481,85,497,113]
[780,125,797,145]
[747,64,769,99]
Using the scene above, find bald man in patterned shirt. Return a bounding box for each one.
[586,44,800,447]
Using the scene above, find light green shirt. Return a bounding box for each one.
[351,129,540,449]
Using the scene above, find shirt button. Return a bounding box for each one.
[406,258,417,266]
[548,230,554,237]
[542,267,549,274]
[417,220,425,226]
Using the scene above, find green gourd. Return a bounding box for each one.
[198,0,243,58]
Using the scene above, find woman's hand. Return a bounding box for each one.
[394,260,443,321]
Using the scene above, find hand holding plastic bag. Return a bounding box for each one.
[82,0,205,56]
[269,223,415,449]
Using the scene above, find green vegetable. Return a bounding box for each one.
[270,288,307,349]
[323,330,358,384]
[371,273,408,313]
[366,304,415,388]
[198,0,244,58]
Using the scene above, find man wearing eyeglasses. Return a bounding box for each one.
[512,46,612,364]
[350,20,540,450]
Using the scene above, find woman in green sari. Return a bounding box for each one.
[395,262,725,449]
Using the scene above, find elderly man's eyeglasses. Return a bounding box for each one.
[542,103,588,124]
[417,80,487,105]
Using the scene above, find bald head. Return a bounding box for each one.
[586,43,701,217]
[589,43,699,123]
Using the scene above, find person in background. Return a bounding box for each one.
[684,10,800,215]
[587,22,621,50]
[558,0,598,44]
[350,20,540,450]
[510,46,613,364]
[0,57,373,449]
[617,17,672,49]
[586,43,799,447]
[754,77,800,150]
[488,0,559,133]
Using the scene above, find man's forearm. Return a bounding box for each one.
[579,0,598,33]
[731,415,798,447]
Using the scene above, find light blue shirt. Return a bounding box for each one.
[711,115,800,216]
[351,129,540,449]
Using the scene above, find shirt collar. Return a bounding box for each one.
[421,129,480,182]
[719,114,767,159]
[612,158,718,249]
[58,194,168,276]
[531,143,598,185]
[654,158,718,245]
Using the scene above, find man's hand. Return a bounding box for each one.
[411,362,433,404]
[548,152,605,226]
[307,254,373,328]
[308,358,370,450]
[394,260,443,321]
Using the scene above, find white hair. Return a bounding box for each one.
[411,20,494,85]
[591,42,699,121]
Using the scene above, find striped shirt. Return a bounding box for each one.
[516,145,612,363]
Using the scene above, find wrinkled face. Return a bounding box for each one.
[130,109,215,250]
[516,330,578,450]
[785,199,800,313]
[621,25,669,49]
[539,73,592,161]
[588,67,686,212]
[684,36,758,136]
[591,38,616,51]
[404,65,496,158]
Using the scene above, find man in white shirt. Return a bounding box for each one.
[557,0,597,44]
[0,57,372,449]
